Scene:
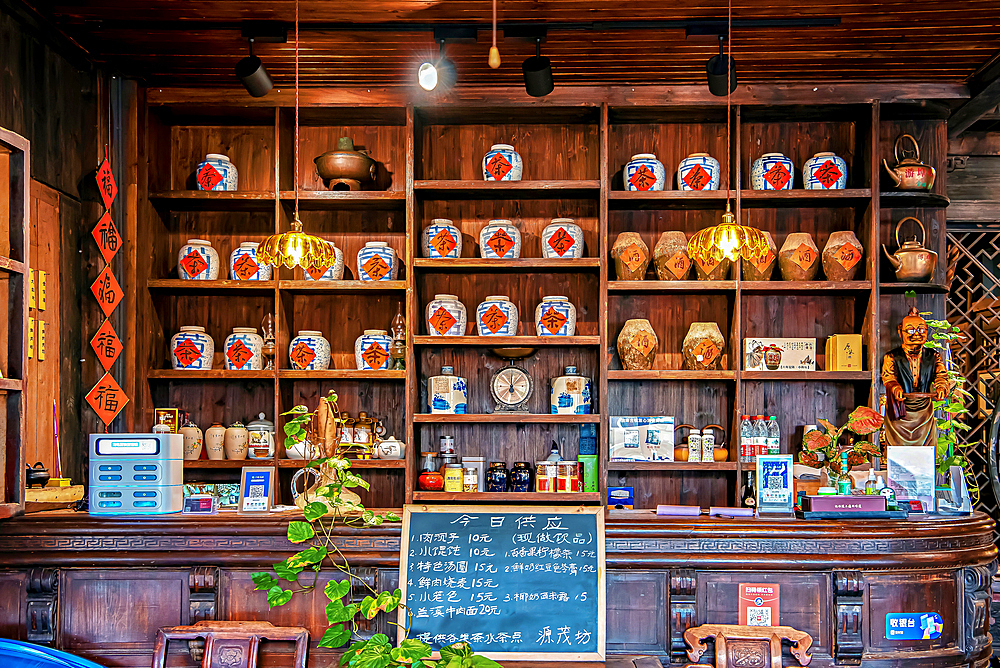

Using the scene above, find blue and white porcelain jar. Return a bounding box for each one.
[304,244,345,281]
[482,143,523,181]
[420,219,462,259]
[223,327,264,371]
[195,153,238,191]
[541,218,584,259]
[625,153,666,191]
[428,365,468,414]
[425,294,467,336]
[288,330,331,371]
[479,220,521,259]
[802,151,848,190]
[354,329,393,371]
[550,366,592,415]
[476,295,519,336]
[170,326,215,370]
[356,241,398,281]
[534,296,577,336]
[751,153,795,190]
[229,242,271,281]
[677,153,721,191]
[178,239,220,280]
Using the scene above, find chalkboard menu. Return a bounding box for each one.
[399,505,606,661]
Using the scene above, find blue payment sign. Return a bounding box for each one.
[886,612,943,640]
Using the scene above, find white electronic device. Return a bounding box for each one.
[89,433,183,514]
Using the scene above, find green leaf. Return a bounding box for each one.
[325,579,352,601]
[359,595,378,619]
[273,560,304,582]
[287,546,328,568]
[385,512,401,522]
[904,289,916,298]
[318,624,352,649]
[267,585,293,609]
[287,521,315,543]
[439,644,462,662]
[326,599,358,623]
[342,472,371,490]
[468,656,503,668]
[304,501,328,521]
[394,639,432,663]
[251,572,278,591]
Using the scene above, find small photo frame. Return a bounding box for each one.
[182,495,218,515]
[238,466,276,515]
[756,454,795,515]
[153,408,180,433]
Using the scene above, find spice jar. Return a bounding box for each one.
[508,462,532,492]
[463,467,479,492]
[536,461,557,492]
[486,462,508,492]
[444,463,465,492]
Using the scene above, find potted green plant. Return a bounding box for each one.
[797,405,884,485]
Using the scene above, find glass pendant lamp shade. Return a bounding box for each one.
[258,218,337,269]
[688,203,768,263]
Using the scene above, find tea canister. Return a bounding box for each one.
[180,419,204,460]
[479,220,521,259]
[536,461,557,492]
[355,329,393,371]
[485,462,508,492]
[421,219,463,259]
[482,143,523,181]
[223,327,264,371]
[223,422,249,460]
[550,366,592,414]
[624,153,666,191]
[535,296,577,336]
[288,330,332,370]
[541,219,584,259]
[677,153,721,191]
[205,423,226,460]
[803,152,848,190]
[476,295,519,336]
[557,461,580,493]
[751,153,795,190]
[508,461,532,492]
[304,244,345,281]
[463,467,479,493]
[246,413,275,460]
[462,456,485,492]
[170,326,215,370]
[444,463,465,492]
[425,294,467,336]
[195,153,238,191]
[229,242,271,281]
[178,239,220,280]
[356,242,398,281]
[428,365,468,414]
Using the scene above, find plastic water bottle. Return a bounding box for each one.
[766,416,780,455]
[739,416,754,463]
[753,415,768,459]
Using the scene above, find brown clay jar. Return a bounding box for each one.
[822,230,864,281]
[653,231,692,280]
[778,232,820,281]
[617,319,658,371]
[611,232,650,281]
[742,231,778,281]
[692,253,731,281]
[682,322,726,371]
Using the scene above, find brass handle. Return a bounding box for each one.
[894,133,920,163]
[895,216,926,248]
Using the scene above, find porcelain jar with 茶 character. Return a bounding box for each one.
[356,242,398,281]
[476,295,518,336]
[541,219,584,259]
[421,219,463,258]
[355,329,393,371]
[195,153,237,191]
[223,327,263,371]
[482,143,523,181]
[170,326,214,370]
[677,153,721,191]
[479,220,521,259]
[803,152,848,190]
[751,153,795,190]
[178,239,219,280]
[229,242,271,281]
[288,330,331,370]
[303,244,345,281]
[425,294,467,336]
[535,296,577,336]
[625,153,665,191]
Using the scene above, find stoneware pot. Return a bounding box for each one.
[314,137,376,190]
[354,329,393,371]
[178,239,220,280]
[779,232,821,281]
[170,326,214,370]
[223,422,249,460]
[180,421,203,460]
[223,327,264,371]
[624,153,665,191]
[425,294,467,336]
[356,242,398,281]
[428,366,468,414]
[751,153,795,190]
[693,253,732,281]
[482,143,523,181]
[550,366,592,414]
[742,231,778,281]
[611,232,650,280]
[195,153,238,191]
[479,220,521,259]
[617,319,658,371]
[229,242,271,281]
[653,231,692,280]
[376,436,405,460]
[822,230,864,281]
[541,219,584,259]
[682,322,726,371]
[677,153,721,191]
[205,423,226,460]
[304,244,345,281]
[803,152,848,190]
[476,296,519,336]
[535,295,577,336]
[421,219,462,259]
[288,330,331,370]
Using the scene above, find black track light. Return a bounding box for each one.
[418,39,457,91]
[236,38,273,98]
[707,35,737,96]
[522,38,554,97]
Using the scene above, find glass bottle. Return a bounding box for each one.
[340,412,355,445]
[390,302,406,370]
[545,443,562,461]
[153,413,171,434]
[838,451,852,494]
[865,468,877,495]
[417,452,444,491]
[739,415,753,463]
[354,411,373,446]
[260,312,276,370]
[741,470,757,508]
[766,416,780,455]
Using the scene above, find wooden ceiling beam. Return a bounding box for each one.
[949,46,1000,138]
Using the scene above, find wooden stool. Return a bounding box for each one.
[151,621,309,668]
[683,624,813,668]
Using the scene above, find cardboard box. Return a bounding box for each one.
[825,334,864,371]
[578,455,598,492]
[610,416,675,461]
[744,338,816,371]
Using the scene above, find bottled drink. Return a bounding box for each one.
[701,428,715,462]
[739,415,754,463]
[688,429,702,464]
[753,415,768,459]
[837,451,852,494]
[865,468,877,495]
[766,416,780,455]
[741,471,757,508]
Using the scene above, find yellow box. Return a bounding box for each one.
[826,334,864,371]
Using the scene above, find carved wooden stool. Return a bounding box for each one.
[151,621,309,668]
[683,624,813,668]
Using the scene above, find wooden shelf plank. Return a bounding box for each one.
[147,279,276,294]
[279,190,406,210]
[742,370,872,381]
[184,459,268,468]
[607,190,730,210]
[278,370,406,380]
[149,191,276,211]
[879,282,949,294]
[606,189,872,210]
[148,370,275,380]
[278,280,406,293]
[741,280,873,293]
[880,191,950,208]
[411,491,602,503]
[608,370,735,381]
[0,255,26,274]
[608,280,736,292]
[413,414,601,424]
[414,180,600,199]
[0,378,22,391]
[276,458,406,468]
[608,461,739,471]
[414,258,600,272]
[413,336,600,347]
[739,189,872,207]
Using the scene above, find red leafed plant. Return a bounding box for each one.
[797,406,884,475]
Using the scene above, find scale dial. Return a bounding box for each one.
[490,365,533,412]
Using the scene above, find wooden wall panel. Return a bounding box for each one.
[605,570,668,655]
[0,570,26,640]
[865,570,960,655]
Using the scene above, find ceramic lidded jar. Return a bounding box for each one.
[803,152,848,190]
[479,220,521,259]
[178,239,220,280]
[677,153,721,191]
[485,462,508,492]
[508,462,532,492]
[822,230,864,281]
[425,294,467,336]
[204,423,226,460]
[617,319,658,371]
[612,232,650,280]
[356,242,398,281]
[476,296,519,336]
[742,231,778,281]
[535,296,577,336]
[482,143,523,181]
[354,329,394,371]
[303,245,345,281]
[751,153,795,190]
[624,153,666,191]
[170,326,215,370]
[229,242,271,281]
[550,366,592,415]
[682,322,726,371]
[421,219,463,259]
[541,218,584,259]
[180,420,204,460]
[428,365,468,414]
[779,232,821,281]
[246,413,275,460]
[653,231,693,281]
[224,422,249,460]
[223,327,264,371]
[288,330,332,370]
[195,153,238,191]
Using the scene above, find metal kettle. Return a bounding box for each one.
[882,134,936,190]
[882,216,937,282]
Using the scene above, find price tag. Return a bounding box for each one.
[430,228,458,257]
[546,227,575,257]
[90,266,123,317]
[196,162,224,191]
[692,339,719,365]
[629,330,655,356]
[232,252,260,280]
[89,319,122,371]
[666,252,691,279]
[620,243,647,272]
[539,307,568,335]
[290,341,317,369]
[682,164,711,190]
[835,242,862,271]
[362,254,391,281]
[790,244,816,271]
[92,211,121,263]
[480,304,509,334]
[227,340,254,369]
[429,307,458,335]
[362,342,389,370]
[485,152,513,180]
[85,372,128,426]
[487,229,515,258]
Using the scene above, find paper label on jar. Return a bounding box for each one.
[340,427,354,444]
[621,243,647,271]
[790,244,816,270]
[693,339,719,365]
[430,228,458,256]
[629,330,656,356]
[431,377,451,394]
[694,253,720,275]
[751,249,775,274]
[539,307,568,335]
[565,379,581,393]
[835,242,862,271]
[429,307,458,335]
[701,435,715,462]
[666,252,691,279]
[480,304,509,334]
[547,227,575,256]
[362,253,391,281]
[487,229,515,258]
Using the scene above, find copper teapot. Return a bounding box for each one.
[882,216,937,282]
[883,134,936,191]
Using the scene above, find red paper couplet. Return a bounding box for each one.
[90,266,123,317]
[85,372,128,426]
[485,153,513,180]
[92,212,122,264]
[96,157,117,210]
[89,319,122,371]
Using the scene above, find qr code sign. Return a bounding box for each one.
[249,485,265,499]
[746,606,771,626]
[767,475,782,490]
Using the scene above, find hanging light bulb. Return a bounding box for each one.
[488,0,501,68]
[688,202,768,263]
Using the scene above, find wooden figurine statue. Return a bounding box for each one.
[880,307,949,447]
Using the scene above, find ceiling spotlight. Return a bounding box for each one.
[418,39,457,91]
[707,35,737,96]
[236,37,273,97]
[522,37,554,97]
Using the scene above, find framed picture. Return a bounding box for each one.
[756,454,795,515]
[238,466,276,515]
[887,445,935,510]
[153,408,180,433]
